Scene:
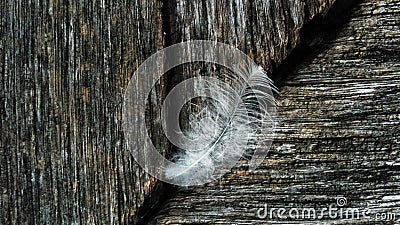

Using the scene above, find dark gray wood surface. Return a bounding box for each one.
[148,0,400,224]
[3,0,397,224]
[0,0,165,224]
[0,0,336,224]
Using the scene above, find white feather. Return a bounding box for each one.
[164,63,277,186]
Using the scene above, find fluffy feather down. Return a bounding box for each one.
[164,63,277,186]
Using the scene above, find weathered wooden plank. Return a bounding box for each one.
[161,0,339,144]
[2,0,388,224]
[0,0,165,224]
[148,0,400,224]
[165,0,336,70]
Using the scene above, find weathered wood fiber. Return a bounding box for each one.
[162,0,339,142]
[0,0,340,224]
[0,0,351,224]
[165,0,336,76]
[0,0,165,224]
[148,0,400,224]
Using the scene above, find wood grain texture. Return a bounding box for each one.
[165,0,336,74]
[0,0,165,224]
[0,0,366,224]
[148,0,400,224]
